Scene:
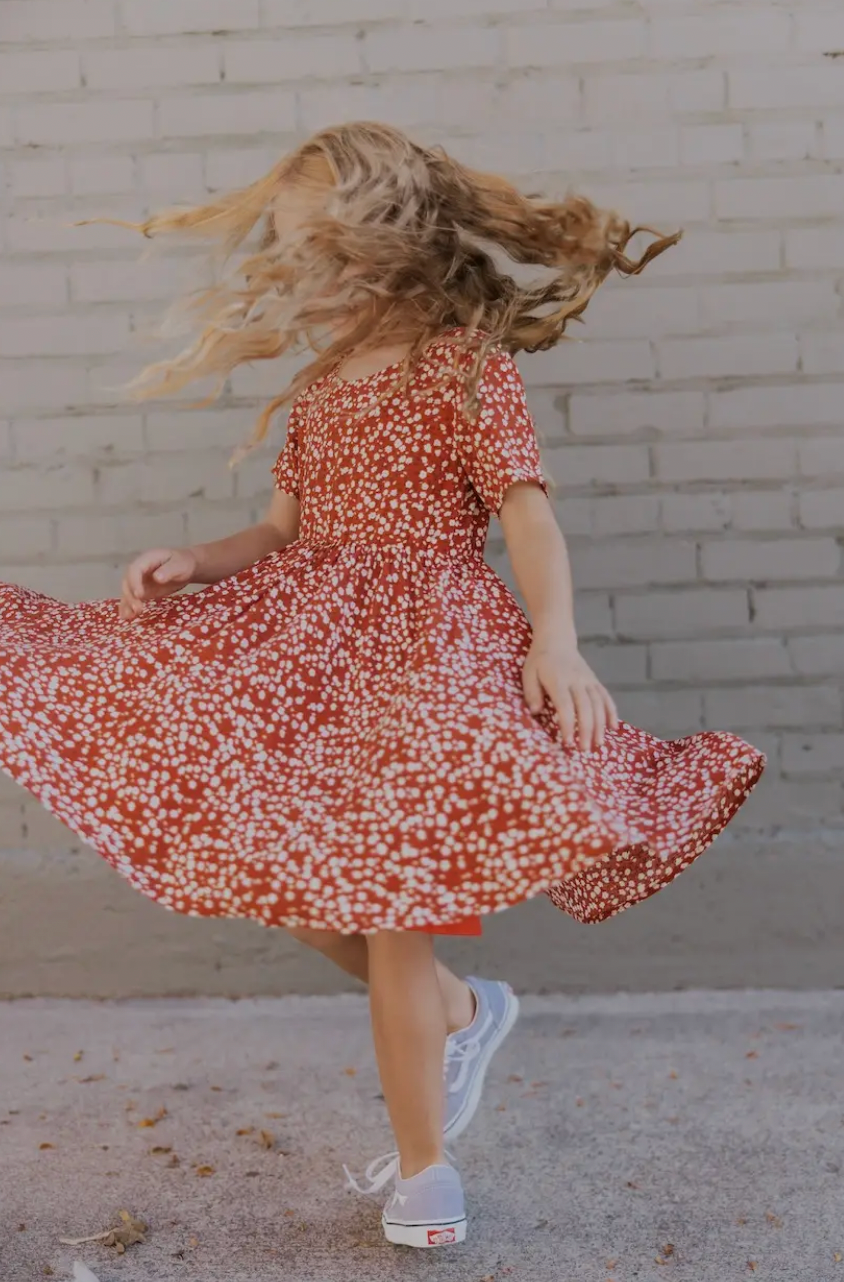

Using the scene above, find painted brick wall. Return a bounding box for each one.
[1,0,843,848]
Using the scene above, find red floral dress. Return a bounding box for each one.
[0,333,765,935]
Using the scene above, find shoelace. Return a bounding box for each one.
[344,1150,401,1195]
[444,1011,493,1094]
[344,1148,456,1196]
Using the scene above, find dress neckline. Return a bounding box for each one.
[329,353,409,389]
[328,328,470,389]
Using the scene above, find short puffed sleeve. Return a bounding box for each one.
[454,349,547,514]
[271,398,303,497]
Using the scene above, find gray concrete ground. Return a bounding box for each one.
[2,992,843,1282]
[3,832,844,997]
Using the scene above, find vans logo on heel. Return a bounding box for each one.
[427,1227,457,1245]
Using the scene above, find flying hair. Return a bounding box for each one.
[96,121,681,457]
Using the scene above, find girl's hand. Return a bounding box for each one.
[119,547,197,621]
[522,635,619,752]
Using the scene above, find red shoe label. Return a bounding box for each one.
[428,1227,457,1245]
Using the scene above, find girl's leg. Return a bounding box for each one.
[366,930,447,1178]
[287,927,475,1034]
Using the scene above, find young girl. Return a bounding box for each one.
[0,122,764,1249]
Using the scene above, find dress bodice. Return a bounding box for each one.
[272,336,547,561]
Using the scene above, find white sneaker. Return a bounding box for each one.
[382,1162,467,1248]
[345,1153,467,1248]
[444,976,520,1142]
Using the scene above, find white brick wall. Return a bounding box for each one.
[1,0,843,844]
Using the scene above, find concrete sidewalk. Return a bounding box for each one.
[2,993,842,1282]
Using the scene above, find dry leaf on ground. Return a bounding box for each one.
[259,1130,275,1150]
[137,1107,168,1129]
[195,1165,216,1177]
[61,1210,147,1254]
[766,1212,783,1228]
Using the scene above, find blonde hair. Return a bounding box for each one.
[111,121,680,451]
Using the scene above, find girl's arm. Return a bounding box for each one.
[119,490,300,620]
[499,482,618,751]
[190,490,300,582]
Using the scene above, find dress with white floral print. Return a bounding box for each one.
[0,333,765,933]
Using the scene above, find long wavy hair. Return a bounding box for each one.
[109,121,680,453]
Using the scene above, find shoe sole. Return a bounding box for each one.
[382,1214,468,1248]
[444,987,520,1143]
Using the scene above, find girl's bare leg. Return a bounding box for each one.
[366,930,447,1178]
[288,927,475,1034]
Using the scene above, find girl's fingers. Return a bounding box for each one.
[527,652,618,750]
[152,557,180,584]
[127,549,174,597]
[120,580,143,620]
[553,687,577,746]
[127,559,157,599]
[522,660,545,715]
[572,686,594,752]
[587,684,607,750]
